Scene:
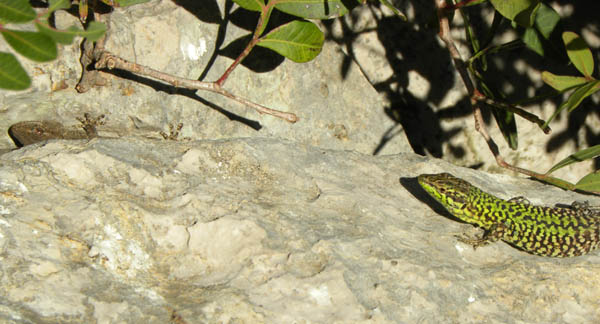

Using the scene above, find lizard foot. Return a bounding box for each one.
[507,196,530,205]
[76,113,106,139]
[160,123,189,141]
[456,223,506,251]
[571,201,600,217]
[456,233,491,250]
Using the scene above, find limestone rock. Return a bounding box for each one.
[0,137,599,323]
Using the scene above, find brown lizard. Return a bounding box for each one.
[8,114,183,147]
[8,113,105,147]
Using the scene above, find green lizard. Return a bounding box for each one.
[418,172,600,257]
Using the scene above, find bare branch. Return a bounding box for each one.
[77,4,298,123]
[94,52,298,123]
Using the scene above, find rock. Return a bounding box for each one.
[1,137,599,323]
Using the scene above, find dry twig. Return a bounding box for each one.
[95,52,298,123]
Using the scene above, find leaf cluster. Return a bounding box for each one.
[0,0,115,90]
[232,0,403,63]
[457,0,600,192]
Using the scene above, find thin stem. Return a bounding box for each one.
[442,0,484,11]
[95,52,298,123]
[216,3,273,86]
[466,40,550,133]
[468,40,522,66]
[473,93,551,134]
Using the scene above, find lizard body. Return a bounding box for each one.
[8,114,104,147]
[7,114,183,147]
[418,172,600,257]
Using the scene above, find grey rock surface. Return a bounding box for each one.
[1,137,599,323]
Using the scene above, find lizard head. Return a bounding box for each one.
[418,172,476,221]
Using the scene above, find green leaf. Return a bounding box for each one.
[515,2,539,27]
[534,3,559,39]
[1,30,57,62]
[563,31,594,77]
[463,10,480,53]
[575,173,600,193]
[78,0,88,21]
[256,5,274,36]
[257,20,323,63]
[49,0,71,10]
[565,80,600,112]
[489,0,539,27]
[543,80,600,128]
[378,0,406,21]
[0,0,36,23]
[233,0,264,12]
[463,0,488,6]
[36,22,79,45]
[78,21,107,41]
[114,0,153,7]
[522,27,543,56]
[541,71,588,91]
[40,0,71,19]
[275,0,350,19]
[522,4,561,57]
[0,52,31,90]
[547,145,600,174]
[536,176,574,191]
[492,107,518,150]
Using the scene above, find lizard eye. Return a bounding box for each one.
[33,127,46,135]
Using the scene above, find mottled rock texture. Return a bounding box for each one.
[1,137,599,323]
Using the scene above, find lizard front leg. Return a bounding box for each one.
[456,223,508,250]
[76,113,106,139]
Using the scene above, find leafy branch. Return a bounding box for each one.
[0,0,107,90]
[78,0,404,122]
[437,0,600,193]
[2,0,406,122]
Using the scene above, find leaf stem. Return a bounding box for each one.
[216,1,275,87]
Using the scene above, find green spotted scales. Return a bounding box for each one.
[418,173,600,257]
